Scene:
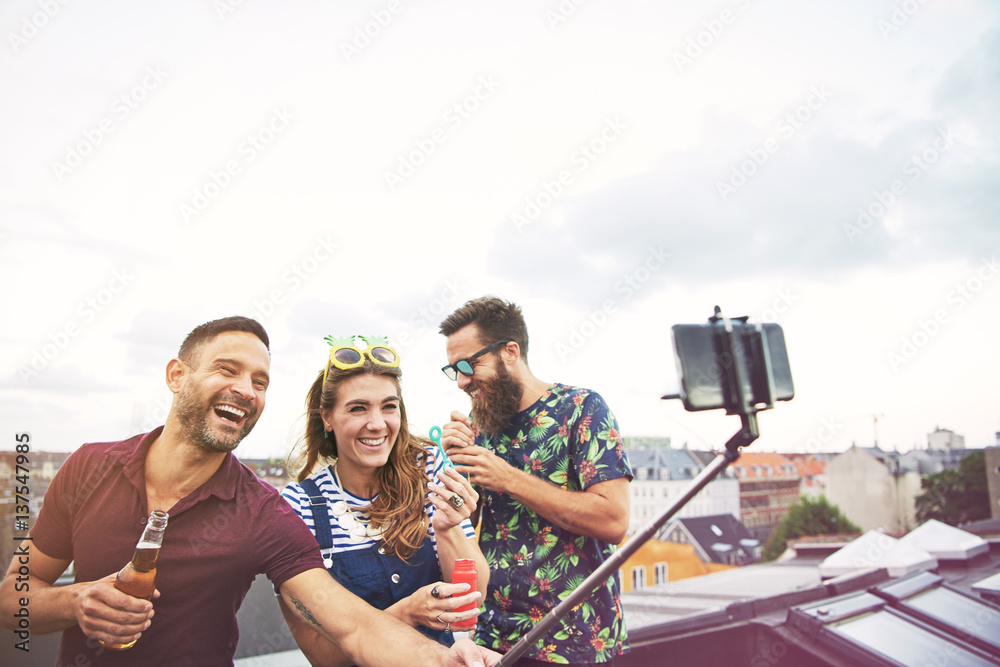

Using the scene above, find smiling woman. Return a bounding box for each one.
[278,336,489,665]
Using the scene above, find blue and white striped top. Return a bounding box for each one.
[281,445,476,558]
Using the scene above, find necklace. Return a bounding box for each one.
[330,464,383,543]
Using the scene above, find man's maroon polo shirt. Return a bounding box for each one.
[31,428,324,666]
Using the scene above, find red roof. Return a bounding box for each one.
[729,451,799,479]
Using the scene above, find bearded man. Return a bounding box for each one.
[440,297,632,667]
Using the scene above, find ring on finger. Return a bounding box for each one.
[448,492,465,509]
[431,585,441,599]
[436,612,444,623]
[445,622,452,633]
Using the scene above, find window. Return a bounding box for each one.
[791,583,999,667]
[654,562,668,585]
[631,566,646,590]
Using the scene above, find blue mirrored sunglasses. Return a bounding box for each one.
[441,339,512,381]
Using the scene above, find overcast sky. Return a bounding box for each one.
[2,0,998,461]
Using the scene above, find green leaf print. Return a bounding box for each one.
[548,456,569,486]
[528,411,556,441]
[533,527,558,560]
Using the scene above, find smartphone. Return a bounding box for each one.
[670,320,794,413]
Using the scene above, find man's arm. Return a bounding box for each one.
[277,593,351,667]
[0,540,155,644]
[279,568,499,667]
[442,411,630,544]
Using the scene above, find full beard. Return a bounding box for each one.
[175,384,257,454]
[470,363,524,437]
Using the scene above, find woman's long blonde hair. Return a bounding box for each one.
[286,360,431,560]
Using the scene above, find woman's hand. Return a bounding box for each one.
[428,466,478,532]
[404,581,481,633]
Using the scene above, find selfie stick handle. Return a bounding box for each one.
[496,415,759,666]
[498,307,767,666]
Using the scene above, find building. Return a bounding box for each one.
[0,450,71,571]
[987,442,1000,520]
[624,440,739,536]
[784,453,829,498]
[240,458,292,490]
[825,445,922,534]
[657,513,762,567]
[828,432,986,535]
[899,445,977,476]
[728,451,802,542]
[617,537,732,592]
[927,426,965,450]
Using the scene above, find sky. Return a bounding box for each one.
[2,0,998,461]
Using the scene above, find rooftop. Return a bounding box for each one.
[619,531,1000,666]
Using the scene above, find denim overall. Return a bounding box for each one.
[298,477,453,647]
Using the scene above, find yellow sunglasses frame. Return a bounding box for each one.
[322,341,400,387]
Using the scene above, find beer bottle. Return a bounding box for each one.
[100,509,169,650]
[450,558,478,630]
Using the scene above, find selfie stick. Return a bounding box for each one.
[496,308,778,666]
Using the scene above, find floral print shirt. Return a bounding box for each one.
[474,383,632,663]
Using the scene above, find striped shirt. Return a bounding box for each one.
[281,445,476,558]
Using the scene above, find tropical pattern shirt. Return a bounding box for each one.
[474,383,632,663]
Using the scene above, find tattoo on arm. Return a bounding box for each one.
[289,594,325,632]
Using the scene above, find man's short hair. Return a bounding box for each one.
[439,296,529,360]
[178,316,270,366]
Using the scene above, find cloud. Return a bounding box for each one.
[486,29,1000,310]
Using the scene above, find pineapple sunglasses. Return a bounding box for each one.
[322,335,400,386]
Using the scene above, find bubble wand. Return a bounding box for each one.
[428,426,453,469]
